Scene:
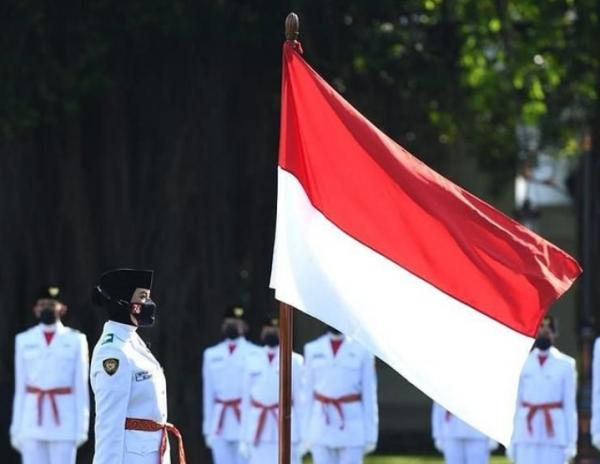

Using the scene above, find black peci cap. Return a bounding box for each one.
[542,315,558,333]
[262,314,279,328]
[36,285,63,303]
[94,269,153,305]
[224,305,246,321]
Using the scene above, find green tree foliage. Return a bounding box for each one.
[313,0,598,187]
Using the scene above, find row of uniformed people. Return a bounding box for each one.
[202,307,379,464]
[10,268,185,464]
[431,315,578,464]
[8,274,596,464]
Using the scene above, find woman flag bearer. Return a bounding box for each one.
[90,268,186,464]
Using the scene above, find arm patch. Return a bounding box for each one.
[102,358,120,375]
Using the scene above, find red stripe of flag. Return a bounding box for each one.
[278,42,581,337]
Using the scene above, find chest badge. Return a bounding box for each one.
[103,358,120,376]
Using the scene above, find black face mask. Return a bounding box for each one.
[262,333,280,348]
[39,307,58,325]
[534,336,552,351]
[131,300,157,328]
[223,323,240,340]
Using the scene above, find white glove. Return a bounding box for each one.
[204,434,215,449]
[434,438,444,453]
[238,441,250,459]
[593,433,600,451]
[364,442,376,454]
[76,434,88,448]
[564,445,576,461]
[488,439,498,451]
[10,435,22,452]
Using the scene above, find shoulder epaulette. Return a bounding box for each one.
[101,333,115,345]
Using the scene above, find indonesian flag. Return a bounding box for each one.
[270,41,581,444]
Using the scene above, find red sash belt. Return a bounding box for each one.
[251,398,278,445]
[215,397,242,434]
[25,385,72,426]
[314,392,362,430]
[125,417,186,464]
[521,401,563,437]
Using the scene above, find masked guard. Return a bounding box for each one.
[202,305,261,464]
[303,325,378,464]
[90,268,186,464]
[507,316,577,464]
[239,315,304,464]
[432,402,497,464]
[10,285,90,464]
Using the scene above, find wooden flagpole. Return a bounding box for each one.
[278,14,299,464]
[278,301,293,464]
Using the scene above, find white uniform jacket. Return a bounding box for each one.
[432,402,493,443]
[90,321,169,464]
[590,338,600,438]
[240,347,304,446]
[511,347,577,448]
[203,337,262,441]
[10,322,89,447]
[303,335,378,448]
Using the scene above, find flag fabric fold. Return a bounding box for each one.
[270,41,581,445]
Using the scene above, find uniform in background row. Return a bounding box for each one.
[203,305,257,464]
[10,286,89,464]
[432,403,497,464]
[304,325,378,464]
[590,326,600,453]
[508,316,577,464]
[202,310,379,464]
[431,316,576,464]
[240,316,303,464]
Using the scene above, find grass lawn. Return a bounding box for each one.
[304,456,509,464]
[365,457,509,464]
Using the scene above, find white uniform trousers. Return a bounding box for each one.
[21,439,76,464]
[123,449,169,464]
[514,444,567,464]
[248,444,300,464]
[311,446,364,464]
[443,439,489,464]
[211,437,247,464]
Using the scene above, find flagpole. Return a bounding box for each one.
[278,14,299,464]
[278,301,293,464]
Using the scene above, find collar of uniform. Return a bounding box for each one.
[531,347,553,356]
[326,332,345,342]
[36,320,66,334]
[263,345,279,355]
[104,320,138,340]
[223,336,245,347]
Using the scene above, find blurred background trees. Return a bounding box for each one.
[0,1,597,461]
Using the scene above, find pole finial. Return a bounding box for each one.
[285,12,299,41]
